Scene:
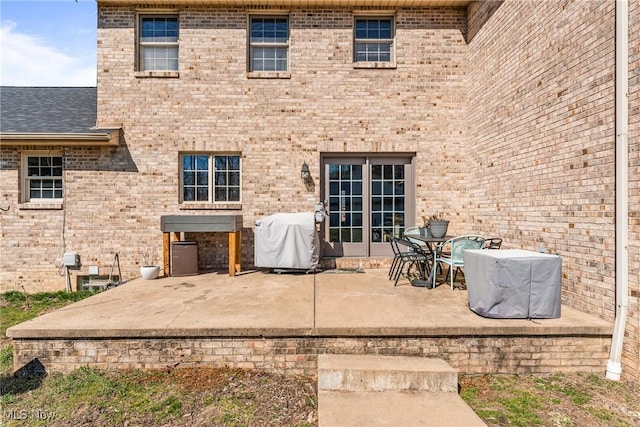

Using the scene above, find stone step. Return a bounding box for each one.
[317,354,458,393]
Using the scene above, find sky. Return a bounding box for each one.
[0,0,97,87]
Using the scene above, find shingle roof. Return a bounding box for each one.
[1,86,105,134]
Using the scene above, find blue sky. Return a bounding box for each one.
[0,0,97,86]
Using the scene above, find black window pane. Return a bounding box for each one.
[228,188,240,201]
[352,181,362,195]
[329,197,339,211]
[196,155,208,170]
[214,156,226,170]
[372,213,382,226]
[197,171,208,186]
[197,187,208,201]
[371,165,382,180]
[183,187,195,201]
[330,213,340,227]
[215,172,226,186]
[228,156,240,170]
[352,197,362,211]
[352,165,362,180]
[183,155,195,170]
[229,172,240,186]
[329,165,340,180]
[183,171,195,186]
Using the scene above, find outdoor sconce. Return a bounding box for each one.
[301,162,311,180]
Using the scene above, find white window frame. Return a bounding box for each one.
[21,151,63,203]
[353,16,395,64]
[137,14,179,71]
[180,153,242,203]
[248,15,290,72]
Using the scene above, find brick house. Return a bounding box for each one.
[0,0,638,379]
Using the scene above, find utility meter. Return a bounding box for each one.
[63,252,80,267]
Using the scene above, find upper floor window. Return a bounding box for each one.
[249,16,289,72]
[22,153,63,202]
[354,17,394,63]
[181,154,241,203]
[138,15,179,71]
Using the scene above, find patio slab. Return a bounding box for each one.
[7,269,612,339]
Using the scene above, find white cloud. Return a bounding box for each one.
[0,20,96,87]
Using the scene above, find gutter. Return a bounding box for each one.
[606,0,629,382]
[0,130,120,147]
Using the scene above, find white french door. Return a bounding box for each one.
[322,156,414,257]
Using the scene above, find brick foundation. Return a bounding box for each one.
[12,335,610,377]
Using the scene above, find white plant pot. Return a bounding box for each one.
[140,265,160,280]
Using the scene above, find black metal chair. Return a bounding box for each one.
[482,237,503,249]
[391,238,431,286]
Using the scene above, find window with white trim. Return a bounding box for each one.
[138,15,179,71]
[354,17,394,63]
[249,16,289,72]
[22,153,63,202]
[181,154,241,203]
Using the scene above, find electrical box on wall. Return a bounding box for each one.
[63,252,80,267]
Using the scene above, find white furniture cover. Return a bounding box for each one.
[463,249,561,319]
[254,212,319,270]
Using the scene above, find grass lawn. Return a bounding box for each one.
[1,290,638,426]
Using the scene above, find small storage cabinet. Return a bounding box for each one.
[171,241,199,276]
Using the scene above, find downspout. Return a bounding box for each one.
[606,0,629,381]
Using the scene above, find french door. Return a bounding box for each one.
[322,156,414,257]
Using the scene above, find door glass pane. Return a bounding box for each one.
[326,163,363,243]
[371,162,406,242]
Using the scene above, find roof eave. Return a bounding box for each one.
[0,130,121,147]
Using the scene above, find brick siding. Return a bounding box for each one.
[1,1,638,379]
[467,0,639,380]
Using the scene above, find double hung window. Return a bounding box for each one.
[249,16,289,72]
[22,153,63,202]
[138,15,179,71]
[181,154,241,203]
[354,17,394,63]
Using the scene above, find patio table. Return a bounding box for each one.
[403,234,452,287]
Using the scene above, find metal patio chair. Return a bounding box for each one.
[433,235,484,290]
[482,237,503,249]
[391,237,430,286]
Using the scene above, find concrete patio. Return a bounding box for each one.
[8,269,613,376]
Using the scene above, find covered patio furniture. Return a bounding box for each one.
[464,249,561,318]
[432,235,484,290]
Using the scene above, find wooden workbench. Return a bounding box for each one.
[160,215,243,277]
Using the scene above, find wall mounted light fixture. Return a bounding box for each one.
[301,162,310,180]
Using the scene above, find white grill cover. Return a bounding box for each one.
[464,249,561,319]
[254,212,319,270]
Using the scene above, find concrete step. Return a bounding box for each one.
[318,390,487,427]
[318,354,458,393]
[317,355,486,427]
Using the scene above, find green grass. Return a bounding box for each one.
[1,290,317,426]
[1,290,96,338]
[460,373,640,427]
